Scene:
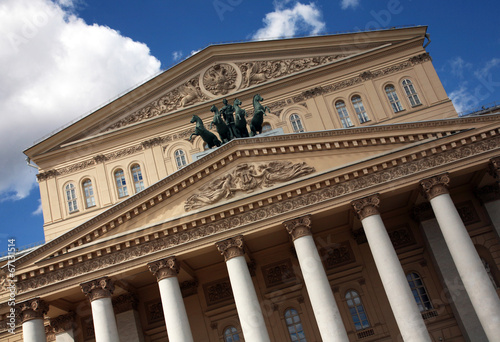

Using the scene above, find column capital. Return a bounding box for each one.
[50,312,75,334]
[489,157,500,179]
[148,256,180,281]
[351,194,380,220]
[420,173,450,200]
[80,276,115,302]
[216,235,245,262]
[283,215,312,241]
[16,298,49,323]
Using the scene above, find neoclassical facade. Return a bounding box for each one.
[1,26,500,342]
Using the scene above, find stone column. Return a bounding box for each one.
[113,294,144,342]
[50,312,76,342]
[282,215,349,342]
[17,298,49,342]
[476,157,500,239]
[421,174,500,340]
[80,276,120,342]
[216,236,271,342]
[352,195,431,342]
[148,257,193,342]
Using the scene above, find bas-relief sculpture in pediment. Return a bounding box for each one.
[103,55,348,132]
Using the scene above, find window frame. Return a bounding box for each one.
[384,84,404,113]
[289,113,305,133]
[351,95,370,124]
[82,178,96,209]
[345,289,371,331]
[335,100,354,128]
[222,325,242,342]
[406,272,433,312]
[401,78,422,107]
[284,308,307,342]
[130,164,145,193]
[114,168,129,198]
[174,149,188,170]
[65,183,78,214]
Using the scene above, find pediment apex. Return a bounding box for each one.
[24,27,429,156]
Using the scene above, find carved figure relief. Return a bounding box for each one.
[184,161,315,211]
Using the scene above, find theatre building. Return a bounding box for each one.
[2,26,500,342]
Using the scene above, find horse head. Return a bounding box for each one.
[253,94,264,104]
[234,98,242,107]
[190,115,198,124]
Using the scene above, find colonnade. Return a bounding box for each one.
[17,162,500,342]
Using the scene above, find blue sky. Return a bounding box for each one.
[0,0,499,253]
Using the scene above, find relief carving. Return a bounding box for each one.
[202,63,238,96]
[203,278,234,306]
[321,241,356,269]
[261,259,296,287]
[185,161,315,211]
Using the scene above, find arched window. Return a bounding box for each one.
[385,85,404,113]
[290,114,305,133]
[406,272,432,311]
[284,308,306,342]
[82,179,96,208]
[174,149,188,169]
[262,123,272,133]
[223,326,241,342]
[335,100,353,128]
[65,183,78,213]
[131,164,144,193]
[114,169,128,198]
[351,95,370,123]
[401,79,421,107]
[345,290,370,331]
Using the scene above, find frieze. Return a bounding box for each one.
[14,135,500,294]
[185,161,315,211]
[100,52,426,133]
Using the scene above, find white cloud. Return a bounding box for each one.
[0,0,161,201]
[340,0,360,10]
[447,56,472,79]
[252,1,325,40]
[172,50,183,61]
[474,57,500,79]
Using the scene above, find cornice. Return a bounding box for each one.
[11,118,500,271]
[9,128,500,297]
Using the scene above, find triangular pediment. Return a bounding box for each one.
[9,114,500,298]
[14,114,500,269]
[24,26,429,157]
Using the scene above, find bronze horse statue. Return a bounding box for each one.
[234,98,249,138]
[189,115,221,148]
[210,105,232,143]
[250,94,270,136]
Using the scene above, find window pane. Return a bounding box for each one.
[131,164,145,193]
[82,179,96,208]
[284,309,306,342]
[352,95,370,123]
[336,101,353,128]
[407,273,433,312]
[402,79,421,107]
[345,290,370,331]
[175,149,187,169]
[65,184,78,213]
[385,85,404,112]
[290,114,305,133]
[114,170,128,198]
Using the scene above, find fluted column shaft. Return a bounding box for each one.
[80,277,119,342]
[283,215,348,342]
[148,257,193,342]
[17,298,48,342]
[422,174,500,340]
[216,236,270,342]
[352,195,431,342]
